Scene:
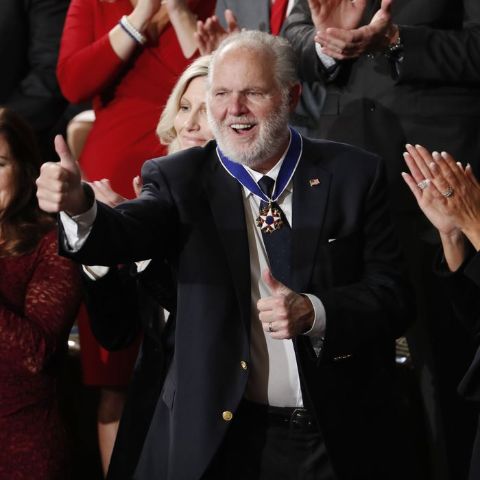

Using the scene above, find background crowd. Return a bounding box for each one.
[1,0,479,479]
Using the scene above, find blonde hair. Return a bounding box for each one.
[157,55,211,154]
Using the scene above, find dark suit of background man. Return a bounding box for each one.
[284,1,480,478]
[0,0,69,160]
[37,30,414,480]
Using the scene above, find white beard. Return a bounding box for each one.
[207,98,290,169]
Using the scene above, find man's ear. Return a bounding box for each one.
[288,83,302,111]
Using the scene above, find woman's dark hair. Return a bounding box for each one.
[0,107,54,256]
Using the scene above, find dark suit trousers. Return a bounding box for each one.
[202,400,335,480]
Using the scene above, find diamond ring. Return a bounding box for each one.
[417,179,430,190]
[441,186,454,198]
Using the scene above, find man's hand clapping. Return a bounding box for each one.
[308,0,367,34]
[312,0,397,60]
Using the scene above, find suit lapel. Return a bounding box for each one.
[291,140,331,293]
[204,152,251,335]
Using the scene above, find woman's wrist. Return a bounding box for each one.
[440,230,466,272]
[462,223,480,252]
[128,9,151,33]
[165,0,187,14]
[440,229,463,244]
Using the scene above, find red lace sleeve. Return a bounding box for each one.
[0,231,82,375]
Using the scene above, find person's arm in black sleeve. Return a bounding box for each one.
[5,0,69,133]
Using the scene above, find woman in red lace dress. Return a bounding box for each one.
[0,107,82,480]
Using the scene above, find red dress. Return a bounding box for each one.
[57,0,215,386]
[0,229,82,480]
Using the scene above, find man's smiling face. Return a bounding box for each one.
[207,45,290,170]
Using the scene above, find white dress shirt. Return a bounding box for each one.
[240,150,325,407]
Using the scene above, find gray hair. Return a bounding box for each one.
[208,30,299,92]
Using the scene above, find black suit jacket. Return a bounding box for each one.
[61,137,413,480]
[284,0,480,212]
[0,0,68,155]
[434,250,480,479]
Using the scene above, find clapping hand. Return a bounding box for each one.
[314,0,396,59]
[402,144,480,268]
[402,144,461,237]
[195,9,239,55]
[308,0,367,34]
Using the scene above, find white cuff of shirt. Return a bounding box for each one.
[59,201,97,252]
[82,258,152,282]
[315,42,337,70]
[82,264,110,280]
[302,293,326,356]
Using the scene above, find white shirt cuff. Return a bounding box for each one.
[315,42,337,70]
[82,258,152,281]
[59,201,97,252]
[82,264,110,280]
[302,293,326,356]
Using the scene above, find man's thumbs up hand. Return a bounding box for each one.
[36,135,89,216]
[257,268,315,340]
[56,135,79,175]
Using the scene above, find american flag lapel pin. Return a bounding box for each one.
[309,178,320,187]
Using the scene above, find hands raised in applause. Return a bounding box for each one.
[194,9,240,55]
[310,0,398,60]
[402,144,480,271]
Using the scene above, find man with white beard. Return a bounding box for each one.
[36,30,413,480]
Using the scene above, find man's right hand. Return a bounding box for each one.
[308,0,367,34]
[36,135,89,216]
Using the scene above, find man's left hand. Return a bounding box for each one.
[257,269,314,340]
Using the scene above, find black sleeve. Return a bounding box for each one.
[5,0,69,132]
[397,1,480,84]
[434,247,480,339]
[83,265,142,351]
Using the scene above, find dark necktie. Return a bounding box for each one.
[270,0,289,36]
[257,175,292,286]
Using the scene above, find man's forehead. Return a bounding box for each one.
[211,46,275,85]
